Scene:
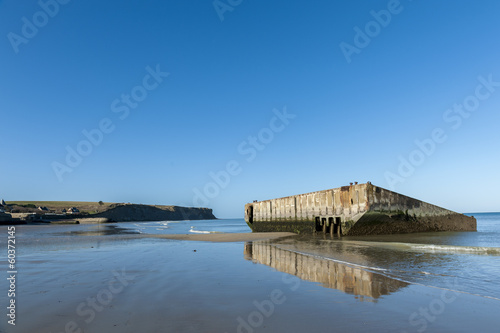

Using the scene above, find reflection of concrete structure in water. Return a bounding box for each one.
[244,242,408,300]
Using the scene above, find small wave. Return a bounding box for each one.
[409,244,500,255]
[189,226,220,234]
[342,240,500,256]
[189,229,212,234]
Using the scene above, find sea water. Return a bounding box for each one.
[2,213,499,332]
[271,212,500,301]
[114,218,250,235]
[8,213,500,300]
[119,213,500,300]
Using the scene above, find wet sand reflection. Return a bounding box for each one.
[244,242,409,300]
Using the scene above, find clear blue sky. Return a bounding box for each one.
[1,0,499,218]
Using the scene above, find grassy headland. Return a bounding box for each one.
[2,201,216,222]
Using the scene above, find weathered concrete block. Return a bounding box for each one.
[245,183,476,235]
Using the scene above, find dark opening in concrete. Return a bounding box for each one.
[315,216,321,232]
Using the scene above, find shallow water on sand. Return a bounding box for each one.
[115,218,250,235]
[264,213,500,300]
[108,214,500,299]
[1,213,499,332]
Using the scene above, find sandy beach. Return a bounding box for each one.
[145,232,296,242]
[2,220,500,333]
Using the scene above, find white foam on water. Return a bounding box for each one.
[409,243,500,255]
[189,226,220,234]
[342,240,500,256]
[189,229,212,234]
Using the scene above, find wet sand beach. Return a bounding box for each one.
[2,220,500,333]
[145,232,296,242]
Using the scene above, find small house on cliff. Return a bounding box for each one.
[67,207,80,214]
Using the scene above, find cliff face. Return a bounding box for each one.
[95,204,216,222]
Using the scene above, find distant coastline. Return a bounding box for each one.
[0,201,216,225]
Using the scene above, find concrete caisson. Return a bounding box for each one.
[244,183,476,235]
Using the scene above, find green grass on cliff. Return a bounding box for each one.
[6,201,177,213]
[6,201,116,214]
[8,201,114,208]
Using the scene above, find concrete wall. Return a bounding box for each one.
[245,183,476,235]
[366,185,455,217]
[0,212,25,225]
[248,183,370,224]
[0,212,12,222]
